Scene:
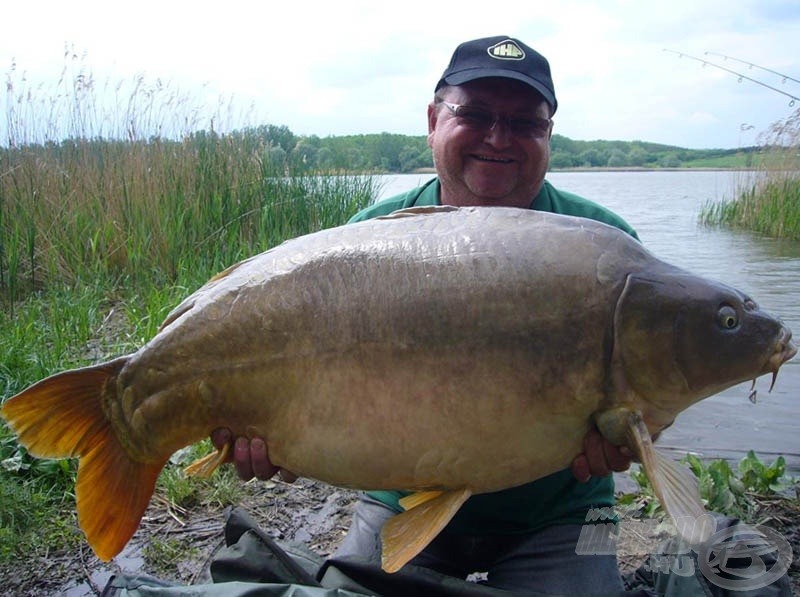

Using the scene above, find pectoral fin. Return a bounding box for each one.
[596,408,714,545]
[380,488,471,573]
[645,447,715,544]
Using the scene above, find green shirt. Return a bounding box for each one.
[349,178,639,242]
[348,177,639,535]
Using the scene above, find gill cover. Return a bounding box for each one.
[613,271,783,411]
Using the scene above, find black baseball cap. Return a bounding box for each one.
[435,36,558,113]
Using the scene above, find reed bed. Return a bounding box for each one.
[0,134,378,306]
[701,173,800,238]
[1,50,378,308]
[700,107,800,238]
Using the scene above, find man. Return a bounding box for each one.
[213,36,635,594]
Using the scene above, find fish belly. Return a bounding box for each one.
[271,350,601,493]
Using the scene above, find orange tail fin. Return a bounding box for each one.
[1,357,167,561]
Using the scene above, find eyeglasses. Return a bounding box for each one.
[439,102,552,139]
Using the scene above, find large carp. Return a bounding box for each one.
[1,206,795,572]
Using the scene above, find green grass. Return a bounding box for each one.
[0,482,82,562]
[143,537,198,577]
[161,440,250,510]
[1,52,379,305]
[0,416,81,564]
[681,153,754,169]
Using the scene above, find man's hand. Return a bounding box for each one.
[210,428,298,483]
[571,427,632,482]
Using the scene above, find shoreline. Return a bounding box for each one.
[406,166,768,174]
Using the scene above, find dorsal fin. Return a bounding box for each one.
[376,205,460,220]
[158,258,251,331]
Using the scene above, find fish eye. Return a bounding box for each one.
[718,305,739,330]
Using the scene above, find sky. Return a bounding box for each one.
[2,0,799,149]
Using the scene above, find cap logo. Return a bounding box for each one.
[487,40,525,61]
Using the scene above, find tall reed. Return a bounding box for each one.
[1,52,379,309]
[700,107,800,238]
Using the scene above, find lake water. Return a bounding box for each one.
[376,171,800,472]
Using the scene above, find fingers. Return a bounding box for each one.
[605,442,633,472]
[210,427,233,459]
[209,429,298,483]
[572,428,633,483]
[249,437,281,481]
[571,453,592,484]
[230,435,298,482]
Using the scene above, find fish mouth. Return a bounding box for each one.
[751,327,797,402]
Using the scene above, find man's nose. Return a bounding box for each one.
[483,118,514,147]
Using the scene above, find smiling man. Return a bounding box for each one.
[215,36,640,594]
[429,78,553,208]
[349,36,639,238]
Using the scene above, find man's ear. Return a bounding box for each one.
[427,102,438,147]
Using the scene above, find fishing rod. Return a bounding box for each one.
[663,49,798,106]
[703,51,800,86]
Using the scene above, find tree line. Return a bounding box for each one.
[225,124,758,172]
[11,124,756,174]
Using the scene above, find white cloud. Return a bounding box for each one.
[2,0,799,147]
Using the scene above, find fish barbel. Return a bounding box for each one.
[1,206,795,572]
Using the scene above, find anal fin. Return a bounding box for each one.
[381,488,471,573]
